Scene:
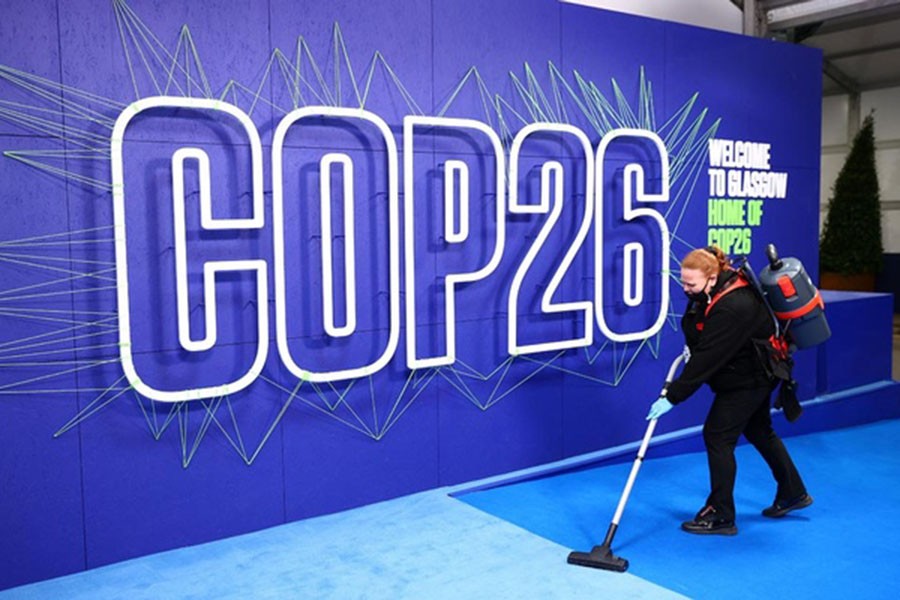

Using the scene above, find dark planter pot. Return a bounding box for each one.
[819,271,876,292]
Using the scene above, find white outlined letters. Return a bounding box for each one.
[113,99,672,400]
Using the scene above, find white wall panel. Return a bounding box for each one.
[876,148,900,202]
[882,210,900,253]
[821,95,849,147]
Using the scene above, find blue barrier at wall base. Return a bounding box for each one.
[450,290,899,494]
[450,379,900,496]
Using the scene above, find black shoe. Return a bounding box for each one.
[681,506,737,535]
[762,493,813,518]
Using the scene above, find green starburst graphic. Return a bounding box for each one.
[0,0,718,465]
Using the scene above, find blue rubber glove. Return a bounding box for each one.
[646,397,674,420]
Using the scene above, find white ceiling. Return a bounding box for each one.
[747,1,900,96]
[560,0,744,32]
[565,1,900,97]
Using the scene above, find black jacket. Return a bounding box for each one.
[666,269,774,404]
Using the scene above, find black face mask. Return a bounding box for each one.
[684,278,712,303]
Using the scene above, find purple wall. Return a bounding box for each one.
[0,0,849,590]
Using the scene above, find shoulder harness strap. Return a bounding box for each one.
[703,272,749,318]
[695,271,749,331]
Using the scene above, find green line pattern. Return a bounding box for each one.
[0,0,717,465]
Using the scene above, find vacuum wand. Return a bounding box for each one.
[567,353,686,572]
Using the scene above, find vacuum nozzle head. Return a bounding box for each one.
[567,545,629,572]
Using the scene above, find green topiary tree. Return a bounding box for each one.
[820,113,883,276]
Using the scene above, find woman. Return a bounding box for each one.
[646,245,812,535]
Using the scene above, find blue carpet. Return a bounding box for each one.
[5,421,898,599]
[458,418,900,599]
[0,485,684,599]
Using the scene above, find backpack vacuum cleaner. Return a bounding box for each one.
[567,244,829,573]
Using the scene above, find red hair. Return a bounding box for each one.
[681,245,731,277]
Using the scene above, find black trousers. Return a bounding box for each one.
[702,385,807,521]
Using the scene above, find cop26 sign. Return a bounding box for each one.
[112,97,671,402]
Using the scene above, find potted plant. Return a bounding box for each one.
[819,112,883,290]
